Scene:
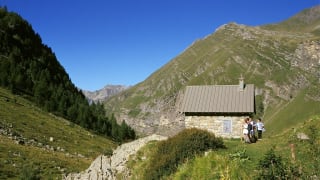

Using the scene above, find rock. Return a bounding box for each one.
[15,139,25,145]
[66,155,112,180]
[65,134,167,180]
[110,134,167,174]
[78,153,85,158]
[297,132,310,140]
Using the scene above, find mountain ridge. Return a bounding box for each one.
[83,84,128,103]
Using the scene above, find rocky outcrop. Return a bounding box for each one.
[291,40,320,72]
[65,134,167,180]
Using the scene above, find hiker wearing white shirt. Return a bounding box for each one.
[257,118,264,139]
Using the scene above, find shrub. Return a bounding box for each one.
[255,148,301,180]
[306,125,320,176]
[143,128,226,179]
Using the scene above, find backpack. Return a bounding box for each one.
[250,134,257,143]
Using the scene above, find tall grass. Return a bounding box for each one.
[173,152,250,180]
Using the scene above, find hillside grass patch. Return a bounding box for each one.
[264,89,320,136]
[173,152,250,180]
[0,135,90,179]
[0,88,116,178]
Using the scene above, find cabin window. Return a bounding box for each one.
[223,120,232,133]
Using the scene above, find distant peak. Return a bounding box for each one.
[215,22,252,32]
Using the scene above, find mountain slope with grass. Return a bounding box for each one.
[104,5,320,136]
[0,87,117,179]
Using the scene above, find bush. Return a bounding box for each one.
[143,128,226,179]
[255,148,301,180]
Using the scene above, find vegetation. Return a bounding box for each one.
[139,128,226,179]
[0,87,117,179]
[173,151,250,179]
[0,7,135,142]
[255,148,300,180]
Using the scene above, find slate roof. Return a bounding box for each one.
[180,84,254,113]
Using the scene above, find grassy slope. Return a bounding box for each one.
[0,87,116,179]
[264,88,320,136]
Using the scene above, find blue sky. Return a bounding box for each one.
[1,0,319,91]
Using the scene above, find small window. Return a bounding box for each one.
[223,120,232,134]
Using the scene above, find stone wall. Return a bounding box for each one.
[185,115,248,138]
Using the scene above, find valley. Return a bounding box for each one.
[0,4,319,179]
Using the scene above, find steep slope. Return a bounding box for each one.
[104,5,320,136]
[0,87,116,179]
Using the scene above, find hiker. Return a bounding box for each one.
[256,118,264,139]
[242,118,250,143]
[248,118,257,143]
[247,118,253,136]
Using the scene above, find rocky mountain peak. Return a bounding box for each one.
[83,85,129,103]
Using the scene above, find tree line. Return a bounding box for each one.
[0,7,135,142]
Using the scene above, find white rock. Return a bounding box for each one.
[65,134,167,180]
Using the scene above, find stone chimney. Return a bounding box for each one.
[239,75,245,91]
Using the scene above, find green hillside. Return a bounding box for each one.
[104,5,320,136]
[0,87,116,179]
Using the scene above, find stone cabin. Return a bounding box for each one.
[180,77,254,138]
